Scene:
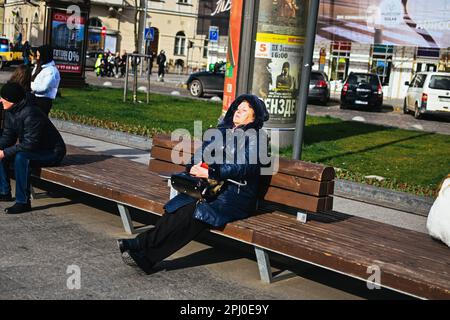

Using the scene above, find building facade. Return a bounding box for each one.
[312,0,450,99]
[2,0,224,72]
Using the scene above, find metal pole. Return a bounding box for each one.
[140,0,148,77]
[292,0,320,160]
[147,56,150,104]
[236,0,257,96]
[133,54,138,103]
[123,54,130,102]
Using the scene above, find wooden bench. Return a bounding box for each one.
[30,135,450,300]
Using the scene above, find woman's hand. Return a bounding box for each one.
[190,162,209,179]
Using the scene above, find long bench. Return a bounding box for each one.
[30,135,450,300]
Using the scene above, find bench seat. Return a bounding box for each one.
[31,144,450,300]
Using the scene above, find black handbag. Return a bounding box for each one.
[170,172,224,200]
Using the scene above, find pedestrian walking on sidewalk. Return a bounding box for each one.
[0,82,66,214]
[117,94,270,273]
[156,50,166,82]
[22,41,32,66]
[30,45,61,116]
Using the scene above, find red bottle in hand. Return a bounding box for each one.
[200,162,209,169]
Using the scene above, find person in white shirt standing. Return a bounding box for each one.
[30,45,61,116]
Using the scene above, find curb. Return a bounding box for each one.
[52,118,434,216]
[334,179,433,217]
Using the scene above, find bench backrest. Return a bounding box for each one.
[149,134,335,213]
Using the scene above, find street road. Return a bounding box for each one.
[0,67,448,135]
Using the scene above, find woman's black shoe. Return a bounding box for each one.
[4,202,32,214]
[121,250,154,274]
[117,238,142,254]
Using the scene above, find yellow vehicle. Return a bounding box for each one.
[0,37,26,69]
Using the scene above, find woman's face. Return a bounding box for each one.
[233,101,255,127]
[36,50,40,61]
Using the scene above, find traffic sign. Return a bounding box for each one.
[209,26,219,43]
[101,26,106,36]
[145,27,154,41]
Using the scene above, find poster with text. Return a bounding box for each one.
[252,33,304,125]
[51,10,86,74]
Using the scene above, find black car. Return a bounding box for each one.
[308,71,330,105]
[340,72,383,109]
[187,62,225,97]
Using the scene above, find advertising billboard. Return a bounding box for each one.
[249,0,308,126]
[317,0,450,48]
[51,9,86,74]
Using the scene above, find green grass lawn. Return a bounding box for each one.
[52,86,222,136]
[52,86,450,196]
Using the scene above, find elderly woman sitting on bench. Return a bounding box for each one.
[117,94,270,273]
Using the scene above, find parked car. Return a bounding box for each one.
[308,71,330,105]
[340,72,383,110]
[186,62,226,97]
[403,71,450,119]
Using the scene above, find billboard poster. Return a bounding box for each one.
[252,33,304,124]
[317,0,450,48]
[222,0,244,113]
[250,0,308,126]
[51,10,86,74]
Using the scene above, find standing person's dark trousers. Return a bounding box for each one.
[118,202,210,271]
[35,97,52,116]
[0,150,63,205]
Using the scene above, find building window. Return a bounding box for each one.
[203,40,208,58]
[370,44,393,85]
[174,31,186,56]
[177,0,189,4]
[330,41,350,81]
[88,17,102,27]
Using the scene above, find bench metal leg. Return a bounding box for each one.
[117,203,153,235]
[254,247,297,284]
[30,185,48,200]
[30,185,37,200]
[255,247,273,283]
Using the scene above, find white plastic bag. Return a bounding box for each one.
[426,177,450,247]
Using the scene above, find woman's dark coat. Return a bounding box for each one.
[164,94,269,227]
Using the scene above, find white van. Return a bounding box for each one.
[403,72,450,119]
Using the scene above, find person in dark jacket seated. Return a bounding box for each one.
[0,82,66,214]
[117,94,270,273]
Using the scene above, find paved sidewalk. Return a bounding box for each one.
[0,132,423,300]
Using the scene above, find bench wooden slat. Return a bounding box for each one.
[277,157,335,181]
[148,159,185,174]
[263,186,332,213]
[270,173,335,196]
[153,135,199,153]
[151,146,191,166]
